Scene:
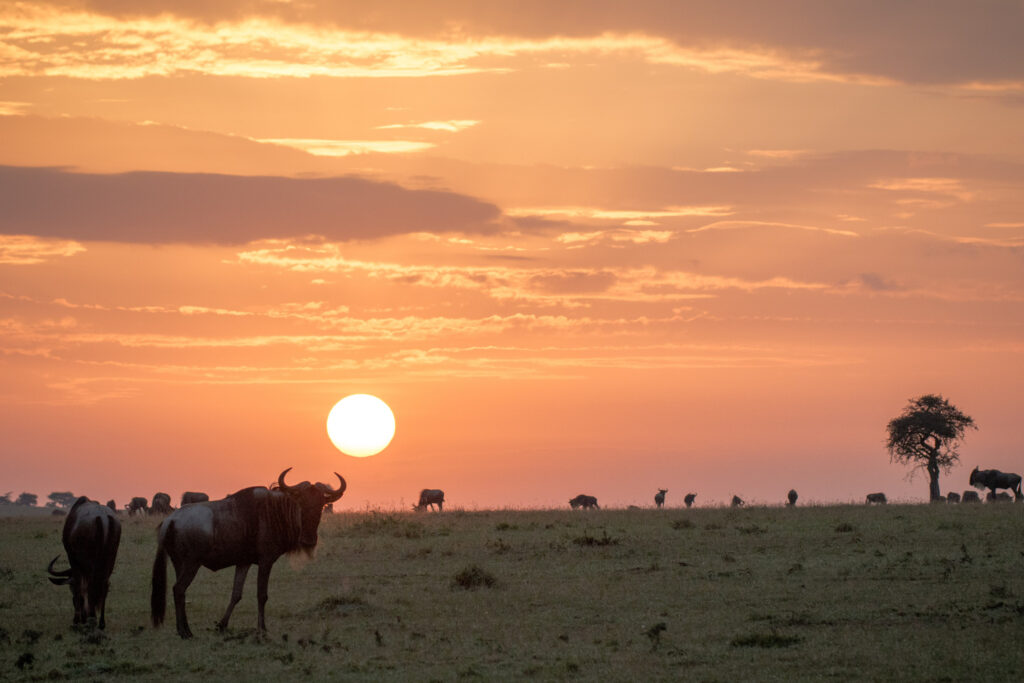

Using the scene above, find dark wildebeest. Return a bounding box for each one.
[150,492,173,515]
[126,497,148,516]
[961,490,981,503]
[654,489,667,508]
[151,468,345,638]
[786,489,798,506]
[731,495,745,507]
[415,489,445,511]
[180,491,209,506]
[969,466,1023,501]
[684,493,697,508]
[866,492,887,504]
[47,497,121,629]
[946,491,961,503]
[986,491,1013,503]
[106,499,117,511]
[569,494,599,509]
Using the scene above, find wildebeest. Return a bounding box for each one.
[126,497,148,516]
[180,491,209,506]
[986,491,1013,503]
[150,492,173,515]
[731,495,745,507]
[969,466,1022,501]
[866,492,887,504]
[946,491,961,503]
[151,468,346,638]
[106,499,117,511]
[683,493,697,508]
[786,489,798,506]
[569,494,599,509]
[415,489,445,511]
[961,490,981,503]
[47,497,122,629]
[654,489,667,508]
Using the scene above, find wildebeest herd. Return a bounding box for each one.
[45,464,1022,637]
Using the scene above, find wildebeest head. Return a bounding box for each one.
[969,466,981,488]
[276,467,346,550]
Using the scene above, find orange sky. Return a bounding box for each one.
[2,1,1022,509]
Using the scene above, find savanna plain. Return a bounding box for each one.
[2,503,1023,681]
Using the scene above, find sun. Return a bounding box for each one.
[326,394,396,457]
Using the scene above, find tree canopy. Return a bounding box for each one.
[886,394,976,500]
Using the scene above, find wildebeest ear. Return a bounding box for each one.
[48,576,70,585]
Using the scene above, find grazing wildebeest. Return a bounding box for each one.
[786,489,798,506]
[126,497,148,516]
[654,489,667,508]
[683,493,697,508]
[150,492,173,515]
[151,468,346,638]
[731,495,745,507]
[569,494,599,509]
[969,466,1022,501]
[106,499,117,511]
[866,492,887,504]
[415,489,445,511]
[961,490,981,503]
[946,491,961,503]
[180,491,209,506]
[986,491,1013,503]
[47,497,121,629]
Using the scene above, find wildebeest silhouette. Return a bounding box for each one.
[180,491,209,506]
[149,492,173,515]
[105,499,117,511]
[415,489,445,511]
[126,497,148,516]
[47,497,121,629]
[961,490,981,503]
[569,494,599,509]
[969,467,1022,501]
[986,491,1013,503]
[946,491,961,503]
[731,495,745,507]
[786,489,798,506]
[866,492,887,504]
[654,489,667,508]
[683,493,697,508]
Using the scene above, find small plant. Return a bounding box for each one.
[452,564,497,590]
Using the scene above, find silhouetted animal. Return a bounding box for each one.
[786,489,798,506]
[126,497,148,516]
[47,497,121,629]
[946,491,961,503]
[731,495,744,507]
[969,467,1022,501]
[149,492,173,515]
[961,490,981,503]
[684,493,697,508]
[866,492,887,504]
[986,491,1013,503]
[415,489,445,511]
[569,494,599,509]
[654,489,667,508]
[151,468,345,638]
[106,499,116,511]
[180,491,209,506]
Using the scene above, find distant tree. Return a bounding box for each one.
[15,492,37,507]
[47,491,77,509]
[0,492,12,505]
[886,394,976,501]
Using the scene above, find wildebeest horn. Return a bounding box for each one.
[277,467,297,492]
[47,555,72,579]
[323,473,347,502]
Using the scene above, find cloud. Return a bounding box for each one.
[0,165,501,244]
[0,234,85,264]
[258,138,435,156]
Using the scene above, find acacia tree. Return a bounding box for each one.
[886,394,976,501]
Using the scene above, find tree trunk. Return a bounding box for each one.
[927,458,942,502]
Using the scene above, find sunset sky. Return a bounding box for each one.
[2,1,1023,509]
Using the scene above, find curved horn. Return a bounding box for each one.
[324,473,347,502]
[47,555,71,578]
[277,467,297,492]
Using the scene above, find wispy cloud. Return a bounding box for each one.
[0,234,85,264]
[257,138,435,156]
[376,120,480,132]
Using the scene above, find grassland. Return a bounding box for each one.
[1,503,1023,681]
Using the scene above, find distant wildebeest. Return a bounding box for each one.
[47,497,121,629]
[415,489,445,511]
[149,492,173,515]
[969,466,1022,501]
[866,492,887,504]
[151,468,346,638]
[961,490,981,503]
[180,491,209,506]
[654,489,667,508]
[106,499,117,511]
[684,493,697,508]
[569,494,599,509]
[126,497,148,516]
[986,491,1013,503]
[946,491,961,503]
[786,489,798,506]
[731,495,745,507]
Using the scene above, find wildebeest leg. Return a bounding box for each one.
[217,564,250,632]
[255,560,275,634]
[171,562,201,639]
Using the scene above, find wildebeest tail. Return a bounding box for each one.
[151,521,172,627]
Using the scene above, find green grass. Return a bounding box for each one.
[2,503,1023,681]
